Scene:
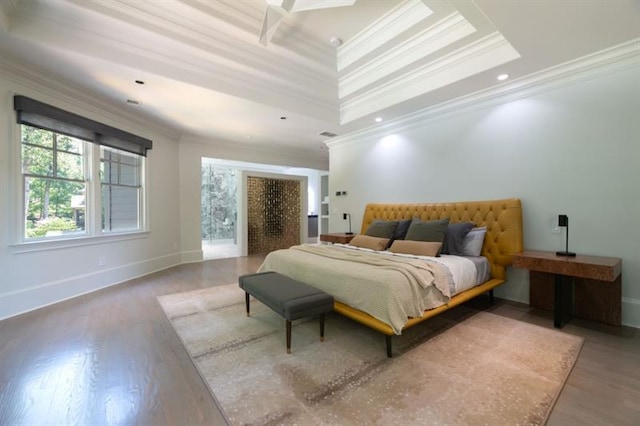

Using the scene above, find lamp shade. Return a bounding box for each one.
[558,214,568,227]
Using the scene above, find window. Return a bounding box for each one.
[101,147,142,232]
[14,96,152,242]
[21,126,87,239]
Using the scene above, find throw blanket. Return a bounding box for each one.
[258,244,453,334]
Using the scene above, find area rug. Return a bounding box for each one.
[158,284,583,425]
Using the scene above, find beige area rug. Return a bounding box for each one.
[158,284,583,426]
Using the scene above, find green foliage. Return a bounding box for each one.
[21,125,85,225]
[26,217,78,238]
[201,165,237,240]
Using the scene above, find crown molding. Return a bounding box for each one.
[71,0,337,87]
[337,0,433,71]
[339,12,476,98]
[0,58,183,141]
[328,38,640,149]
[15,0,336,118]
[340,32,520,123]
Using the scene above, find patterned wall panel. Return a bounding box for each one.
[247,176,301,255]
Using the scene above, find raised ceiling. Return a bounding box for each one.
[0,0,638,165]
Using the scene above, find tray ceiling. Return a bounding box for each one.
[0,0,638,163]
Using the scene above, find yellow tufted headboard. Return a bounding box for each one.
[360,198,523,280]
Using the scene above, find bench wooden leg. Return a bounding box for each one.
[245,292,250,317]
[320,313,325,342]
[286,320,292,354]
[385,335,392,358]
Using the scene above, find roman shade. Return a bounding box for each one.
[14,95,152,156]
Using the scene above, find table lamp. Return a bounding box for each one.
[556,214,576,257]
[343,213,353,235]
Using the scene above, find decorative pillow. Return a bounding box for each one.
[461,227,487,256]
[388,240,442,257]
[392,219,412,241]
[348,235,389,251]
[404,218,450,243]
[441,222,475,255]
[364,220,399,239]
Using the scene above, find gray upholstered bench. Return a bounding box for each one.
[238,271,334,354]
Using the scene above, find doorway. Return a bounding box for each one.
[201,162,239,259]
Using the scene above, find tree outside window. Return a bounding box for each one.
[21,125,86,239]
[20,125,145,240]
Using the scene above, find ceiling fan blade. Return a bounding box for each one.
[259,5,287,46]
[259,0,355,45]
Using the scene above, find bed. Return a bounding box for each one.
[258,198,523,356]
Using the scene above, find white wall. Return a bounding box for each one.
[327,63,640,327]
[0,69,328,319]
[0,72,182,320]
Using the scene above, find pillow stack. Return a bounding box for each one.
[348,220,398,251]
[389,218,449,257]
[348,217,487,257]
[440,222,475,255]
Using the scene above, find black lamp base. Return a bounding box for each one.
[556,251,576,257]
[345,232,354,235]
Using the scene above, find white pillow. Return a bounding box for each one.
[462,227,486,256]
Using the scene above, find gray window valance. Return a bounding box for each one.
[14,95,152,156]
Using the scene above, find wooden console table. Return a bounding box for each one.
[512,250,622,328]
[319,233,355,244]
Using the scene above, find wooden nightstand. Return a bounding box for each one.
[512,250,622,328]
[319,233,356,244]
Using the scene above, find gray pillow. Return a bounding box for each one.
[405,218,450,245]
[392,219,412,241]
[364,220,399,239]
[442,222,475,255]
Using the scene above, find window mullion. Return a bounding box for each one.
[88,143,101,236]
[52,133,58,176]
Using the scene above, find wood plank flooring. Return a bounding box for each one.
[1,256,638,425]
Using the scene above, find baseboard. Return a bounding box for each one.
[0,252,182,321]
[181,249,203,263]
[622,298,640,329]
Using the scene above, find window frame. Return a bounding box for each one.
[11,99,151,250]
[100,146,145,234]
[21,129,90,239]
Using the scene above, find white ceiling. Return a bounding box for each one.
[1,0,638,164]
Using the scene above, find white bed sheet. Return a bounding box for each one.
[334,243,487,295]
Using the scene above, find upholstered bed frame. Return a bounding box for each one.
[333,198,524,345]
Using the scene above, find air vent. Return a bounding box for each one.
[318,131,338,138]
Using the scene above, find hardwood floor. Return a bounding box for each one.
[1,256,638,425]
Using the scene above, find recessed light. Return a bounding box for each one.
[375,117,382,122]
[497,73,510,81]
[329,37,342,47]
[135,80,145,85]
